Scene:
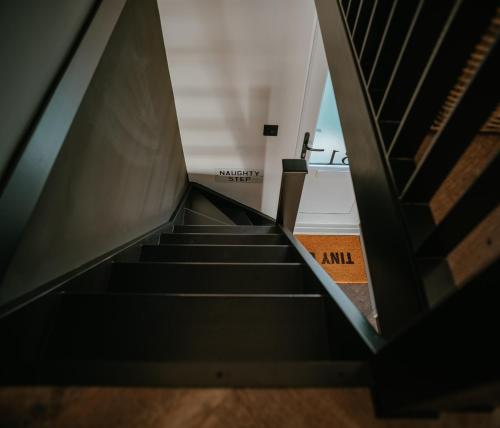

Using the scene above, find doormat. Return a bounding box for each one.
[295,235,368,284]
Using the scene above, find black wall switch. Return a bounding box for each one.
[263,124,279,136]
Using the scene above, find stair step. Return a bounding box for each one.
[140,244,299,263]
[187,191,235,225]
[226,209,253,225]
[45,294,331,362]
[173,225,279,234]
[160,233,287,245]
[36,360,369,386]
[182,208,229,226]
[109,262,306,294]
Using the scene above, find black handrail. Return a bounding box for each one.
[315,0,428,338]
[280,226,385,353]
[319,0,500,414]
[0,0,127,283]
[275,157,384,352]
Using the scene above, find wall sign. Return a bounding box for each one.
[215,169,263,183]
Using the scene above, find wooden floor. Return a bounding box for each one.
[1,387,499,428]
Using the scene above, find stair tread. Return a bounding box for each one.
[164,233,283,235]
[109,262,307,294]
[173,225,279,234]
[182,208,231,226]
[36,360,369,386]
[189,189,254,226]
[160,233,287,245]
[186,192,235,225]
[45,294,332,362]
[64,290,323,298]
[154,244,291,247]
[140,244,299,263]
[113,261,303,265]
[114,261,303,265]
[109,262,304,293]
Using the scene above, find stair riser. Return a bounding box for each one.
[140,245,299,263]
[187,191,234,225]
[182,209,229,226]
[160,233,287,245]
[45,294,331,361]
[35,361,370,387]
[173,225,280,234]
[109,263,306,294]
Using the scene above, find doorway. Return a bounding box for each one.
[294,17,358,235]
[294,17,376,327]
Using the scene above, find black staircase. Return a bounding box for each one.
[1,0,498,420]
[0,182,380,387]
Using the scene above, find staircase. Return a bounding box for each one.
[0,0,498,418]
[1,183,377,387]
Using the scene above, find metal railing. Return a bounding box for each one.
[316,0,500,414]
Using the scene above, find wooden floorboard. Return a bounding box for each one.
[1,387,499,428]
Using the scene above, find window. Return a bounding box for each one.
[309,74,348,166]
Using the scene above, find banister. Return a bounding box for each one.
[315,0,428,338]
[276,159,308,231]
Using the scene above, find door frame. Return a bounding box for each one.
[294,16,329,160]
[294,14,376,321]
[294,16,359,235]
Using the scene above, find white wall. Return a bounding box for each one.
[291,20,360,235]
[158,0,316,215]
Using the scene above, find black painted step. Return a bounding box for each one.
[140,244,299,263]
[225,209,253,225]
[173,225,279,234]
[182,208,230,226]
[109,262,306,294]
[37,360,369,386]
[45,294,331,362]
[160,233,287,245]
[187,191,235,225]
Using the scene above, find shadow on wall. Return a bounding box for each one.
[159,0,278,211]
[0,0,187,307]
[181,85,271,211]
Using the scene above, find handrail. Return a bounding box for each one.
[276,157,384,352]
[276,159,308,231]
[315,0,428,338]
[280,225,385,353]
[0,0,127,283]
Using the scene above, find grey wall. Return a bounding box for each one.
[0,0,97,184]
[0,0,188,305]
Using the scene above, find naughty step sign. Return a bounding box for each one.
[215,169,263,183]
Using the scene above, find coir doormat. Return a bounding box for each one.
[295,235,368,284]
